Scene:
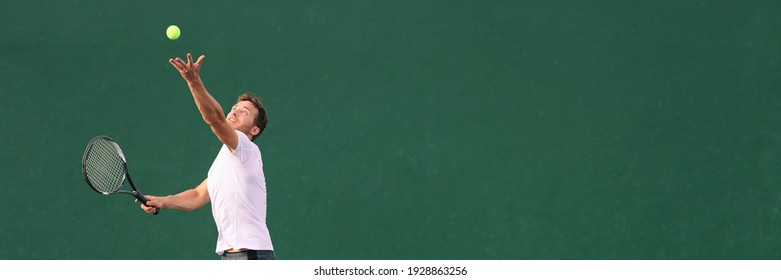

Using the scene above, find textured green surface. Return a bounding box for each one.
[2,1,781,259]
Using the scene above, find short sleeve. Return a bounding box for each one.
[230,130,254,164]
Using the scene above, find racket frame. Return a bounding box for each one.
[82,135,159,214]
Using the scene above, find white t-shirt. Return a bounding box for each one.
[207,130,273,255]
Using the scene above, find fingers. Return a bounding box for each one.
[139,202,157,214]
[175,57,187,67]
[170,57,190,75]
[170,54,203,67]
[194,55,205,68]
[169,54,204,77]
[145,201,160,208]
[137,196,161,215]
[169,58,185,72]
[144,196,158,207]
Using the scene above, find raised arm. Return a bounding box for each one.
[169,53,238,150]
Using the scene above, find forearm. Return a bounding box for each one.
[161,188,206,211]
[169,54,237,148]
[186,79,225,126]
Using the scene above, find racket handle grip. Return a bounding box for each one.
[134,192,161,215]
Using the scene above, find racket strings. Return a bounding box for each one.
[84,139,126,193]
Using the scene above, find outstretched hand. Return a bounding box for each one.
[169,53,205,83]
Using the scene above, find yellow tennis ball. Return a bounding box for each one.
[166,25,180,40]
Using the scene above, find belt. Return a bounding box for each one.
[222,250,274,259]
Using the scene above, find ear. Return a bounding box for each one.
[250,126,260,137]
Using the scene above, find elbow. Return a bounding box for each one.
[202,118,216,126]
[202,115,225,126]
[198,106,225,126]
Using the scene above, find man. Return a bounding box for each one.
[139,53,275,260]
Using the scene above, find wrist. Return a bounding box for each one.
[158,196,172,208]
[186,78,203,86]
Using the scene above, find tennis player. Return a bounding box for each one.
[139,53,275,260]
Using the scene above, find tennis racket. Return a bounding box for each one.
[82,135,160,215]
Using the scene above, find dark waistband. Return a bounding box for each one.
[222,250,274,257]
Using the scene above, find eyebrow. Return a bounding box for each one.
[232,105,250,111]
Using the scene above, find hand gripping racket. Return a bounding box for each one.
[82,135,160,215]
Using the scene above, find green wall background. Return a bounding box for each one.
[2,1,781,259]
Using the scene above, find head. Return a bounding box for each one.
[226,93,268,141]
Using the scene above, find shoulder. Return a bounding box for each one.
[232,130,260,160]
[235,130,257,149]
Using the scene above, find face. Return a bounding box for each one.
[227,100,260,137]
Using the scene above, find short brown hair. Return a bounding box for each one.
[237,92,268,141]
